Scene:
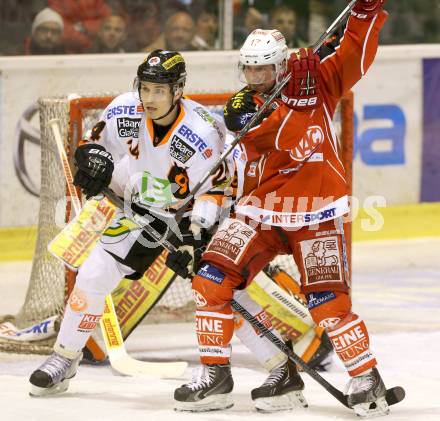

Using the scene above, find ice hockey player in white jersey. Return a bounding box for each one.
[29,49,230,396]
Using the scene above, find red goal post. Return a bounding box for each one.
[0,91,353,355]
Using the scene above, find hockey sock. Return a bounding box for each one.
[192,270,236,364]
[55,287,106,355]
[326,313,377,376]
[196,308,234,364]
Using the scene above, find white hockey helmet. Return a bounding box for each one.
[239,29,288,84]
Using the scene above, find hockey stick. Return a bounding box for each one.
[104,190,405,408]
[230,299,405,409]
[49,119,188,378]
[101,1,357,250]
[163,0,357,231]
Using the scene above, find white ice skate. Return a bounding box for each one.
[29,351,82,397]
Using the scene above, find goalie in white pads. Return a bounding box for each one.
[29,49,231,396]
[173,1,391,417]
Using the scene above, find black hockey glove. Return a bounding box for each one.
[73,143,114,199]
[224,88,280,132]
[166,248,193,279]
[165,224,210,278]
[223,88,259,132]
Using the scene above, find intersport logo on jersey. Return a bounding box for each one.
[289,126,324,161]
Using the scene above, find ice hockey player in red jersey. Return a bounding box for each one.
[174,1,390,416]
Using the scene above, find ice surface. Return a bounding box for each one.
[1,238,440,421]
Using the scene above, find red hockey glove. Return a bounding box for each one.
[351,0,385,20]
[281,48,321,111]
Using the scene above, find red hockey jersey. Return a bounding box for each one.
[235,11,388,228]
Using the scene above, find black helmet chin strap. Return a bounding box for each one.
[152,100,178,121]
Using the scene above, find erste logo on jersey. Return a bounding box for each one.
[177,124,207,152]
[289,126,324,161]
[170,135,195,164]
[117,117,140,138]
[106,104,143,120]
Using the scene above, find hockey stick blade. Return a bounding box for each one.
[102,296,188,378]
[108,347,188,378]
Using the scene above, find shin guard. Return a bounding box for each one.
[326,313,376,376]
[193,272,235,365]
[308,292,376,376]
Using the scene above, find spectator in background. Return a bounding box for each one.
[87,15,128,53]
[112,0,161,52]
[48,0,112,53]
[0,0,48,54]
[233,6,265,48]
[143,11,196,52]
[269,4,307,48]
[7,7,66,55]
[191,7,219,50]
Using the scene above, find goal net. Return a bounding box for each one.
[0,91,353,354]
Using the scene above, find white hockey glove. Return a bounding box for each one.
[191,198,220,230]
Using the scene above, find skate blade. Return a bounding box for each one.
[353,396,390,418]
[29,378,70,397]
[174,393,233,412]
[254,390,308,413]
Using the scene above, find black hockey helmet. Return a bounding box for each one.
[137,49,186,88]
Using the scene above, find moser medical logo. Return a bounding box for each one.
[117,117,141,138]
[170,135,195,164]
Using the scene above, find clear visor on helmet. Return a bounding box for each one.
[135,79,173,104]
[238,63,278,85]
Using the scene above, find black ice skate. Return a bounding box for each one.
[174,364,234,412]
[347,367,389,417]
[29,351,82,397]
[251,359,308,412]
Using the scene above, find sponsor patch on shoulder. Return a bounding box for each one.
[307,291,337,310]
[197,263,225,284]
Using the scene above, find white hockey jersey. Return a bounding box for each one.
[89,92,230,223]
